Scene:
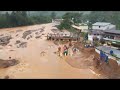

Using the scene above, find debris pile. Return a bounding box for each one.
[22,30,32,39]
[35,35,41,39]
[0,36,12,46]
[4,75,10,79]
[15,40,21,44]
[17,42,27,48]
[0,59,19,68]
[15,40,27,48]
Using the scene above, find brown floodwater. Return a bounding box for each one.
[0,23,98,79]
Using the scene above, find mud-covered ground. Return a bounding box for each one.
[0,23,119,79]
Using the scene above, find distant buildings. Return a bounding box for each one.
[72,23,89,32]
[92,22,116,31]
[103,30,120,45]
[88,22,116,41]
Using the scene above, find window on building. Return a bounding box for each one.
[99,26,101,28]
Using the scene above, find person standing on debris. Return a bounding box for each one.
[104,55,109,64]
[100,50,104,62]
[63,45,68,56]
[58,46,61,56]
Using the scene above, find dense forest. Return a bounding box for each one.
[0,11,120,30]
[0,11,52,28]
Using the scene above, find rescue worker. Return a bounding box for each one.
[104,55,109,64]
[63,45,68,56]
[58,46,61,56]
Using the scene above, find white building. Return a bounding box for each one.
[88,22,116,42]
[92,22,116,31]
[72,23,89,32]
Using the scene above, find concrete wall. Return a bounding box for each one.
[88,34,102,41]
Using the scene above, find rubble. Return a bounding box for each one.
[15,40,21,44]
[4,75,9,79]
[22,30,32,39]
[0,59,19,68]
[0,36,12,46]
[18,42,27,48]
[15,40,27,48]
[35,35,41,39]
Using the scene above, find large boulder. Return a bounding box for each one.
[0,59,19,68]
[0,36,12,46]
[18,42,27,48]
[22,30,32,39]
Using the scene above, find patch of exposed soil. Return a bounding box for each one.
[66,42,120,79]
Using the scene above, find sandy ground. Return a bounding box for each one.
[0,23,98,79]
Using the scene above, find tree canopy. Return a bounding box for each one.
[0,11,52,28]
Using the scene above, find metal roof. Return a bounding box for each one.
[103,30,120,34]
[92,22,111,26]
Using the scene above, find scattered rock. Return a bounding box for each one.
[16,34,19,37]
[35,32,39,35]
[35,36,41,39]
[19,42,27,48]
[8,44,12,47]
[0,59,19,68]
[0,34,4,36]
[22,30,32,39]
[4,75,9,79]
[0,36,12,46]
[27,37,30,40]
[15,40,21,44]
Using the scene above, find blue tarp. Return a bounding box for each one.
[96,46,120,59]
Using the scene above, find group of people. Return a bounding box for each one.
[57,42,78,57]
[58,45,68,57]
